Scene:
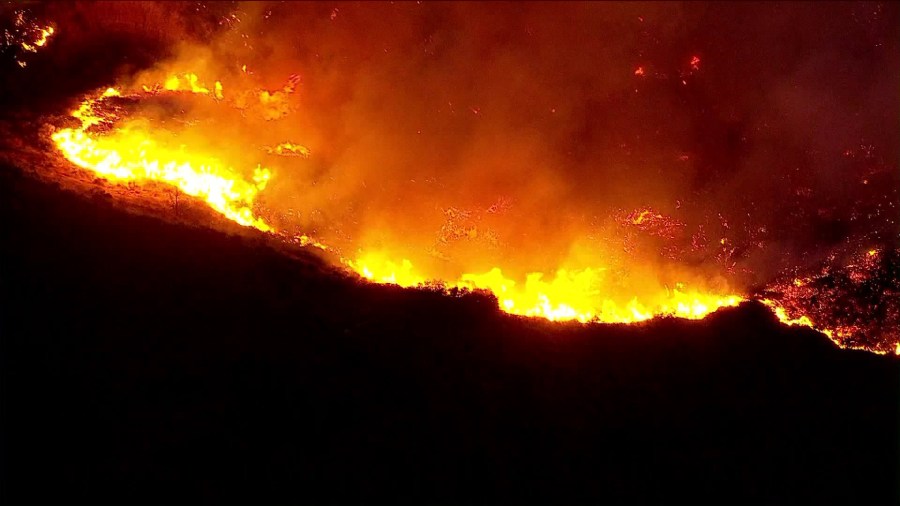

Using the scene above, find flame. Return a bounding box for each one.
[265,142,310,157]
[25,2,891,357]
[344,254,423,287]
[632,209,655,224]
[759,298,890,355]
[141,73,223,99]
[760,299,824,334]
[343,253,743,323]
[47,83,888,344]
[51,85,271,231]
[758,246,898,354]
[456,268,742,323]
[689,55,701,70]
[51,84,744,326]
[20,25,54,52]
[152,73,223,97]
[8,10,56,67]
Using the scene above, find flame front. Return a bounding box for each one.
[344,253,742,323]
[758,248,899,354]
[20,25,54,52]
[48,83,893,347]
[51,84,272,231]
[50,83,747,326]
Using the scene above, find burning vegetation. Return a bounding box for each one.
[760,248,900,354]
[4,2,898,353]
[50,82,743,324]
[1,7,55,67]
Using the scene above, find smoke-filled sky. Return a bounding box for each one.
[37,1,900,292]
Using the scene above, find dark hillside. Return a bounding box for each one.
[1,167,898,505]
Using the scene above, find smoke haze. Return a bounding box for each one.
[31,1,900,297]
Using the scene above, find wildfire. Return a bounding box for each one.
[758,247,900,354]
[20,25,54,52]
[455,268,742,323]
[51,83,272,231]
[142,73,225,100]
[344,253,742,323]
[265,142,310,157]
[46,81,894,351]
[49,82,747,326]
[4,9,56,67]
[689,55,701,71]
[760,299,823,334]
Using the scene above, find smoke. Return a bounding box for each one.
[47,1,900,294]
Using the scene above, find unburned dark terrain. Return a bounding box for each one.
[1,167,898,505]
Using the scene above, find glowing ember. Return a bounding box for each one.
[141,73,224,99]
[3,9,55,67]
[758,248,900,354]
[689,55,700,70]
[49,81,896,347]
[20,25,53,52]
[760,299,823,334]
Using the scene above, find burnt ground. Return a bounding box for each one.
[0,165,898,506]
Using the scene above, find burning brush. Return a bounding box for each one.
[5,1,894,355]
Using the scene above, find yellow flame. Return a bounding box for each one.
[51,87,271,231]
[344,254,422,287]
[33,26,54,47]
[265,142,310,157]
[51,83,844,330]
[21,25,54,52]
[760,299,834,338]
[344,253,743,323]
[51,84,746,326]
[158,73,220,96]
[632,210,654,224]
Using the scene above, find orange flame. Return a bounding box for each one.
[344,253,742,323]
[20,25,54,53]
[56,82,891,334]
[265,142,310,157]
[50,83,744,325]
[51,84,271,231]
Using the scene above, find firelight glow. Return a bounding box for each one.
[52,84,273,231]
[19,1,895,357]
[51,82,748,326]
[46,74,894,353]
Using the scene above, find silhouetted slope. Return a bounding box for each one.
[1,167,898,505]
